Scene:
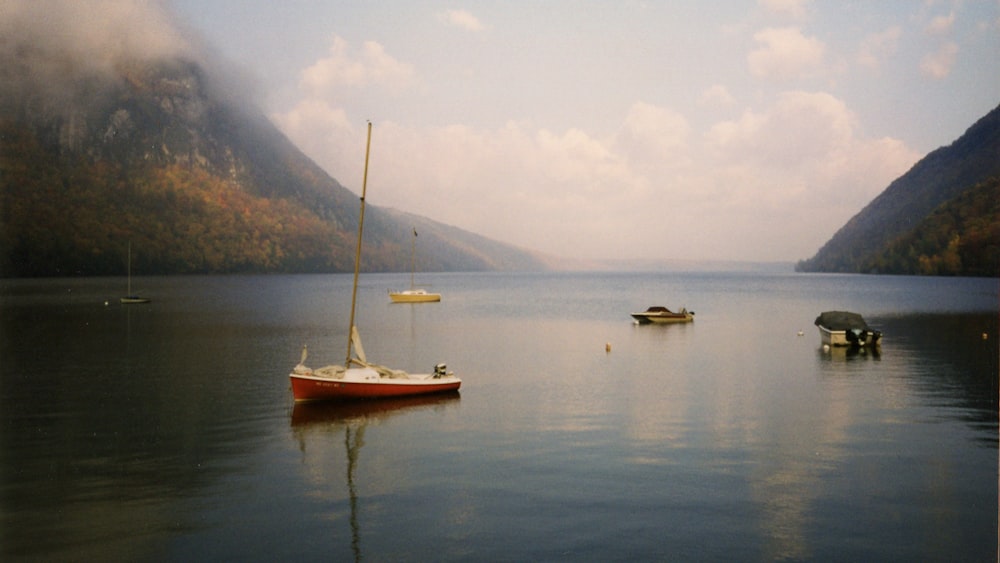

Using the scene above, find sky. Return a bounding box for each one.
[13,1,1000,263]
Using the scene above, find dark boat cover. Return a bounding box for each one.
[643,306,675,313]
[814,311,870,330]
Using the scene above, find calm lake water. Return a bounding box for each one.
[1,271,997,561]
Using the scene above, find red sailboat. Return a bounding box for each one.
[289,122,461,402]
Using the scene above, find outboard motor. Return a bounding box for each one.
[846,328,863,347]
[845,329,856,345]
[434,363,448,378]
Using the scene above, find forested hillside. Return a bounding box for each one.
[797,104,1000,277]
[0,123,350,275]
[858,177,999,276]
[0,53,546,277]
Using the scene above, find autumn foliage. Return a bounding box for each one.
[859,177,1000,277]
[0,121,354,276]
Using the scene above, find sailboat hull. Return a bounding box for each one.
[289,372,461,402]
[389,290,441,303]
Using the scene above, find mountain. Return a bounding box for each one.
[0,53,547,277]
[857,177,999,276]
[796,103,1000,277]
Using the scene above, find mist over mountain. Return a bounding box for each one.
[797,103,1000,277]
[0,1,547,277]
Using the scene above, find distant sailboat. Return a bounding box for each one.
[389,228,440,303]
[289,123,460,401]
[120,242,150,304]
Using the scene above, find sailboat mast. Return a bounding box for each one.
[127,241,132,295]
[410,228,416,289]
[346,122,373,367]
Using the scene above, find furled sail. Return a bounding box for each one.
[351,326,367,364]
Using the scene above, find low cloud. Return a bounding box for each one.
[1,0,193,111]
[0,0,258,116]
[0,0,197,71]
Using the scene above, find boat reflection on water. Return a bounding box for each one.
[290,391,461,427]
[818,345,881,362]
[290,392,460,562]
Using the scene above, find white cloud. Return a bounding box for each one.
[271,37,418,191]
[706,91,856,165]
[299,36,415,97]
[274,74,922,261]
[926,11,955,35]
[747,27,825,81]
[440,9,484,32]
[271,99,358,176]
[857,26,901,69]
[715,93,870,156]
[699,84,737,108]
[697,91,920,250]
[268,20,926,263]
[614,102,692,170]
[920,42,959,79]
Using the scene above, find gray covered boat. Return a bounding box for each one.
[814,311,882,347]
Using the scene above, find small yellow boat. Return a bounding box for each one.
[389,227,439,303]
[389,289,441,303]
